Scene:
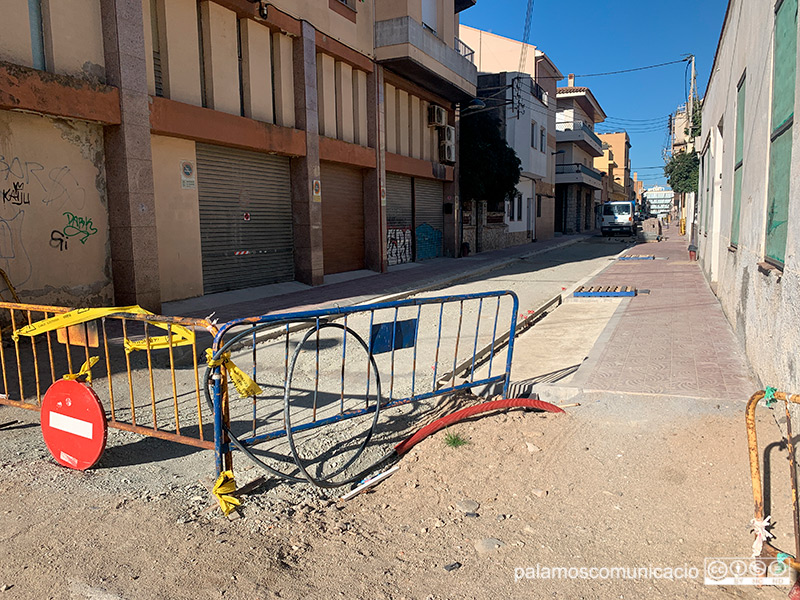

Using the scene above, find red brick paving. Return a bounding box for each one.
[578,233,758,401]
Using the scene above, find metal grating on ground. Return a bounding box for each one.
[618,255,655,260]
[573,285,637,297]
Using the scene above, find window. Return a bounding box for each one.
[150,0,164,97]
[536,195,542,218]
[28,0,45,70]
[765,0,797,266]
[730,73,745,247]
[540,126,546,152]
[702,149,710,232]
[531,121,537,147]
[508,196,515,221]
[517,193,523,221]
[422,0,437,33]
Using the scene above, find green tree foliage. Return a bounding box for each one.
[683,99,702,138]
[664,151,699,194]
[459,111,521,211]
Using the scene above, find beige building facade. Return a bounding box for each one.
[0,0,478,308]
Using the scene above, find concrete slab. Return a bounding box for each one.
[510,298,622,388]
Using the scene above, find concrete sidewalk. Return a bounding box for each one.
[563,235,759,402]
[164,234,594,321]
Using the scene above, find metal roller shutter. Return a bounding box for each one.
[196,144,293,294]
[321,162,365,274]
[414,178,444,260]
[386,173,413,265]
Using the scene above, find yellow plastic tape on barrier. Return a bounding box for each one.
[12,305,195,353]
[212,470,241,515]
[63,356,100,383]
[205,348,263,399]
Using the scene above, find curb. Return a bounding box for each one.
[363,235,591,306]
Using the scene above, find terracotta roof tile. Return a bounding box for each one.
[557,87,590,94]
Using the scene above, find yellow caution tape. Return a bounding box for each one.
[212,470,241,515]
[12,305,195,354]
[205,348,263,399]
[63,356,100,383]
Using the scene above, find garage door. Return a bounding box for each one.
[414,178,444,260]
[321,162,364,274]
[196,144,293,294]
[386,173,413,265]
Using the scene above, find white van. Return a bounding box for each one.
[601,201,635,236]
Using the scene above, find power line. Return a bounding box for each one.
[538,57,690,80]
[604,115,670,123]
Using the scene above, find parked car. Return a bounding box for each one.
[601,201,636,236]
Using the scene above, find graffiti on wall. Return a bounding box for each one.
[1,156,87,211]
[0,154,94,283]
[415,223,443,261]
[387,227,412,265]
[2,182,30,206]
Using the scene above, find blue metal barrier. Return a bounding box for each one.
[206,291,519,484]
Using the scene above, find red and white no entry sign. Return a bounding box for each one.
[40,379,107,471]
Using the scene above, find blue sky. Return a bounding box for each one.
[460,0,729,189]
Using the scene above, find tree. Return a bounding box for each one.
[664,151,699,194]
[684,98,702,139]
[459,111,521,212]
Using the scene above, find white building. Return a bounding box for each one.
[474,71,551,245]
[643,186,675,216]
[460,25,562,245]
[697,0,799,391]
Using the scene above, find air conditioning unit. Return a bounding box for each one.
[439,141,455,164]
[428,104,447,127]
[441,125,455,143]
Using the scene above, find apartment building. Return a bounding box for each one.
[643,185,674,217]
[597,131,633,202]
[458,26,561,244]
[0,0,478,310]
[697,0,799,390]
[555,75,607,233]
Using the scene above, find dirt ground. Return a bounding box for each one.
[0,386,793,600]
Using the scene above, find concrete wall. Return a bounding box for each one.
[41,0,105,82]
[271,0,374,56]
[698,0,800,391]
[200,1,240,115]
[459,25,536,75]
[0,110,112,305]
[0,0,105,82]
[150,135,203,302]
[156,0,203,105]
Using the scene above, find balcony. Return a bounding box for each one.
[454,37,474,63]
[555,163,604,190]
[374,16,478,99]
[555,121,603,157]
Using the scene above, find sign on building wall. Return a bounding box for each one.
[180,160,196,189]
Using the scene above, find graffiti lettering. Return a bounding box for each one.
[0,210,32,286]
[61,212,97,244]
[0,156,86,210]
[1,182,30,206]
[387,228,413,266]
[50,230,68,252]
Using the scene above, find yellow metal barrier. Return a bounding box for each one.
[0,301,219,450]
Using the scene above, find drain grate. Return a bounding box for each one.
[574,285,637,297]
[618,255,655,260]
